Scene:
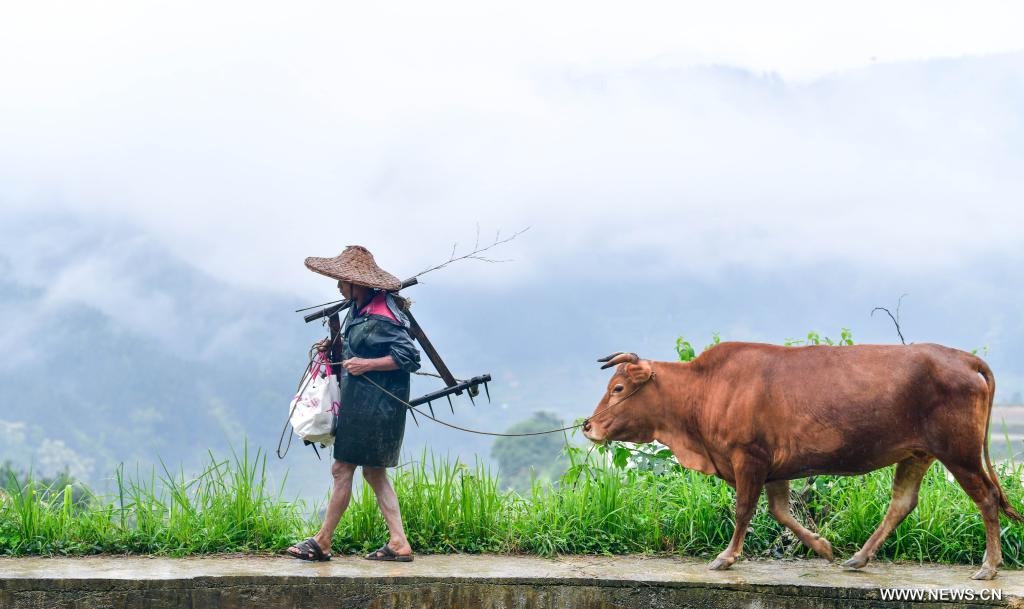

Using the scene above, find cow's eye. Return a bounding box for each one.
[613,385,624,393]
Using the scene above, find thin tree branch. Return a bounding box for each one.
[412,226,530,279]
[871,293,908,345]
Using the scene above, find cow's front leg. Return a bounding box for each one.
[708,461,765,571]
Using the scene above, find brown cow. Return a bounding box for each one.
[582,343,1022,580]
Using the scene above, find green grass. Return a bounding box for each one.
[2,443,1023,567]
[0,444,305,556]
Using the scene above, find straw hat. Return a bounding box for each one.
[304,245,402,291]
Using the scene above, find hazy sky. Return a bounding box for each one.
[2,2,1024,489]
[2,1,1022,297]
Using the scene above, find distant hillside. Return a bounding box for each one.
[0,269,295,491]
[2,219,1023,500]
[0,225,544,498]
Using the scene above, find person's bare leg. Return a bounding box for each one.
[363,466,412,556]
[288,460,356,558]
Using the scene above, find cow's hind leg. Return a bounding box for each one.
[708,459,765,571]
[942,461,1004,580]
[766,480,833,561]
[842,455,934,570]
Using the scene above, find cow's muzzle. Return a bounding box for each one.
[581,420,605,443]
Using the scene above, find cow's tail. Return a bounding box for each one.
[977,359,1024,522]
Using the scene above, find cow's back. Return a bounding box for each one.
[690,342,991,479]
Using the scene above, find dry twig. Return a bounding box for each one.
[412,225,530,280]
[871,293,908,345]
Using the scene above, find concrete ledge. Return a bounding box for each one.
[1,554,1021,608]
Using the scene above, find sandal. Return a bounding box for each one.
[365,543,414,562]
[286,537,331,562]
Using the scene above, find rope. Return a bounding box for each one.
[357,366,654,438]
[412,370,458,381]
[276,356,315,459]
[359,374,580,437]
[279,343,655,444]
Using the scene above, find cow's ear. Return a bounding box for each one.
[624,361,653,384]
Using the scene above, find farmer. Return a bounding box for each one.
[287,245,421,562]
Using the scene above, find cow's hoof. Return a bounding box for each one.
[817,540,834,562]
[841,555,868,570]
[707,557,734,571]
[971,566,997,581]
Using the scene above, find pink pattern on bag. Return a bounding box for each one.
[311,351,332,378]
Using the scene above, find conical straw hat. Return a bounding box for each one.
[304,245,402,291]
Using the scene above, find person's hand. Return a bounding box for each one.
[314,337,344,353]
[342,358,374,376]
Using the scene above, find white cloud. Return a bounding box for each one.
[3,3,1023,486]
[0,1,1021,298]
[0,218,297,365]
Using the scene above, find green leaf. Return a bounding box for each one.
[613,446,631,469]
[675,337,696,362]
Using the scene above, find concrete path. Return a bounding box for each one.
[1,554,1022,608]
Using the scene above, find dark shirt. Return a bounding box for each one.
[330,290,421,466]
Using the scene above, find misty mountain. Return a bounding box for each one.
[0,222,570,497]
[1,218,1022,500]
[0,245,298,491]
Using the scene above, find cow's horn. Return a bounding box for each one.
[598,352,640,369]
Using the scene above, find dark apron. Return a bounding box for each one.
[332,314,412,467]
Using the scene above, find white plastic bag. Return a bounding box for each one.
[288,351,341,447]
